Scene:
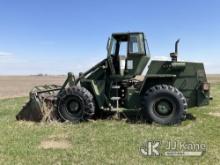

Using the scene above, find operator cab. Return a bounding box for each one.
[108,32,150,77]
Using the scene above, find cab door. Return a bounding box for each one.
[125,33,150,76]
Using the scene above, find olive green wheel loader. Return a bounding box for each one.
[16,32,211,125]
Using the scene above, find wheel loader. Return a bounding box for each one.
[16,32,211,125]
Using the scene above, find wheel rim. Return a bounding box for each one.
[153,98,174,117]
[67,100,80,113]
[63,96,84,117]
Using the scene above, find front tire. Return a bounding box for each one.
[142,84,187,125]
[57,86,95,122]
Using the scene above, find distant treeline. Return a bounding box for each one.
[30,74,66,76]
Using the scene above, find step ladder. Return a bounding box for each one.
[110,83,127,119]
[111,96,120,110]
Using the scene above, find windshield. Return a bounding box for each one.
[108,33,150,56]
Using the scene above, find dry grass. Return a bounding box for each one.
[39,139,72,149]
[207,74,220,84]
[208,112,220,117]
[0,75,66,99]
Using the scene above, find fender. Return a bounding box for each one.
[140,74,176,95]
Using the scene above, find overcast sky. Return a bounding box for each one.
[0,0,219,75]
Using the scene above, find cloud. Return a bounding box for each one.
[0,53,104,75]
[0,52,31,75]
[0,52,28,64]
[0,51,13,56]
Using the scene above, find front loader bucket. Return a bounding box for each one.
[16,85,61,122]
[16,96,43,122]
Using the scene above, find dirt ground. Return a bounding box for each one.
[0,74,219,99]
[0,76,66,99]
[207,74,220,84]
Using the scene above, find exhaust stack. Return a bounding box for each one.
[170,39,180,62]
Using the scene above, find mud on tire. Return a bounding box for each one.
[142,84,187,125]
[57,86,95,122]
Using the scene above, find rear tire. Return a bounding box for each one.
[142,84,187,125]
[57,86,95,122]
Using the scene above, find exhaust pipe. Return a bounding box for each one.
[170,39,180,62]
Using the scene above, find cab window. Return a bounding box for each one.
[129,34,145,54]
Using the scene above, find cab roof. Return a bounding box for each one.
[112,32,143,37]
[111,32,144,41]
[112,32,144,36]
